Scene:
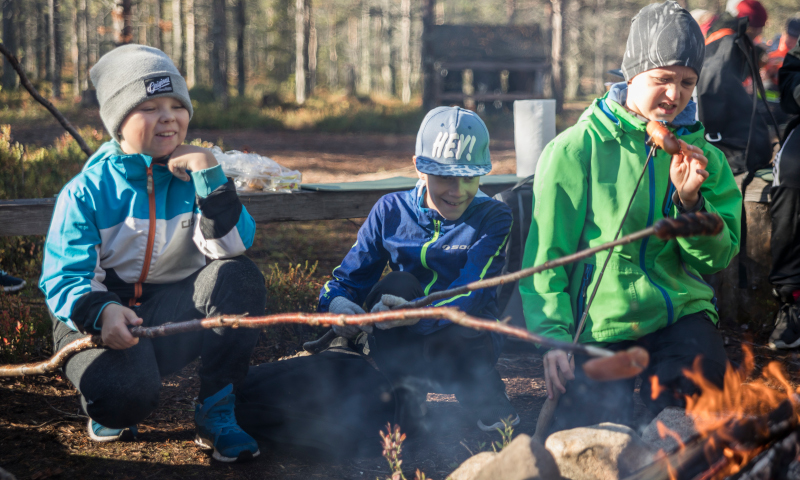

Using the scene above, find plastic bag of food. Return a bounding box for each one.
[211,146,302,193]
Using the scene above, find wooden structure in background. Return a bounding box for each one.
[425,25,550,110]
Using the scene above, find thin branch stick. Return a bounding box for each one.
[402,212,724,309]
[0,42,93,158]
[0,308,614,378]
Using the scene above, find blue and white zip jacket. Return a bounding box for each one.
[40,140,256,333]
[318,181,512,336]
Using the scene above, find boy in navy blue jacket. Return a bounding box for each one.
[318,107,517,431]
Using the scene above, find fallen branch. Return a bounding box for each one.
[402,212,723,309]
[0,307,619,378]
[0,42,93,158]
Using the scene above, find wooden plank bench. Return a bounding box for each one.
[0,177,521,237]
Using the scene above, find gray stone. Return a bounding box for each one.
[641,407,699,454]
[545,423,656,480]
[472,434,561,480]
[447,451,496,480]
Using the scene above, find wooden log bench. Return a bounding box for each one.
[0,175,522,237]
[705,170,777,328]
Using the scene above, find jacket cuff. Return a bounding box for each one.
[196,178,243,239]
[673,191,706,214]
[191,164,228,198]
[71,291,124,334]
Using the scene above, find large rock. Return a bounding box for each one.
[447,452,496,480]
[640,407,699,454]
[472,434,561,480]
[545,423,656,480]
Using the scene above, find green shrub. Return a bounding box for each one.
[0,235,45,280]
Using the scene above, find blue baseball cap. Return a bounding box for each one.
[415,106,492,177]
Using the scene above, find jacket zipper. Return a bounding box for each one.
[640,143,675,324]
[421,219,441,295]
[130,165,156,306]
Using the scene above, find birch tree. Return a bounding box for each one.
[185,0,195,88]
[400,0,410,103]
[2,0,16,90]
[236,0,245,96]
[49,0,62,98]
[172,0,182,70]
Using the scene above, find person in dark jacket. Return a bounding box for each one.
[768,43,800,349]
[318,107,517,432]
[697,1,773,174]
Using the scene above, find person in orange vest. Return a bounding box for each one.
[762,18,800,125]
[697,0,773,175]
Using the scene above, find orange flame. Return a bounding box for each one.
[651,375,667,401]
[656,420,686,452]
[678,345,799,479]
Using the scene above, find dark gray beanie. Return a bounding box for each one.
[621,1,705,82]
[90,44,193,142]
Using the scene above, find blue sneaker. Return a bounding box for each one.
[194,384,260,462]
[87,419,138,442]
[0,270,25,293]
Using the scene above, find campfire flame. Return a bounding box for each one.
[651,345,799,479]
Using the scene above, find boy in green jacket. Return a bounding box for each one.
[520,1,742,434]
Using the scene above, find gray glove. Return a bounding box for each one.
[370,294,420,330]
[328,296,372,339]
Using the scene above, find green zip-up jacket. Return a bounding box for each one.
[519,95,742,346]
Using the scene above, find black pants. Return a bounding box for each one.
[770,124,800,289]
[366,271,507,408]
[548,312,728,435]
[52,256,266,429]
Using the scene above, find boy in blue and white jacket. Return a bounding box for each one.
[39,45,265,463]
[318,107,518,432]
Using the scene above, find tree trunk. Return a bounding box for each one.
[39,1,48,80]
[172,0,182,70]
[593,0,605,94]
[550,0,564,111]
[400,0,410,103]
[346,15,357,95]
[185,0,195,88]
[211,0,227,105]
[153,0,162,50]
[112,0,131,46]
[236,0,245,96]
[308,1,316,94]
[2,0,16,90]
[295,0,305,104]
[78,0,87,91]
[564,0,581,100]
[421,0,434,109]
[380,0,393,96]
[71,0,79,97]
[327,10,337,90]
[48,0,61,98]
[506,0,516,24]
[359,0,370,96]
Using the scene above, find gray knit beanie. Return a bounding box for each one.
[621,1,705,82]
[90,44,193,142]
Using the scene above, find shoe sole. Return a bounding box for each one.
[195,434,260,463]
[87,419,136,442]
[769,337,800,350]
[477,414,520,432]
[2,281,25,293]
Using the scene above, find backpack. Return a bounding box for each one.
[492,174,535,330]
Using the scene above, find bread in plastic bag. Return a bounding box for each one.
[211,146,301,193]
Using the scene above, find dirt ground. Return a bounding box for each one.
[1,117,797,480]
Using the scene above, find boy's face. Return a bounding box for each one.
[625,66,698,123]
[119,97,190,159]
[415,158,480,220]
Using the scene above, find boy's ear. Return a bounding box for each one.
[413,156,425,181]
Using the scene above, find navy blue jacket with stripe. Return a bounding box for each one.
[318,180,512,336]
[39,141,256,333]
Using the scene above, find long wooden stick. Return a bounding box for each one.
[0,307,617,378]
[402,212,723,309]
[0,42,93,157]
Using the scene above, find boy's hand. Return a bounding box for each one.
[166,145,219,182]
[543,349,575,399]
[669,140,709,211]
[99,304,143,350]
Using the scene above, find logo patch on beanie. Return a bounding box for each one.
[144,76,173,96]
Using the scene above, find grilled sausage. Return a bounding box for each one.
[646,121,682,155]
[582,346,650,381]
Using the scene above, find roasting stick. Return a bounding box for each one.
[0,212,720,379]
[531,121,686,443]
